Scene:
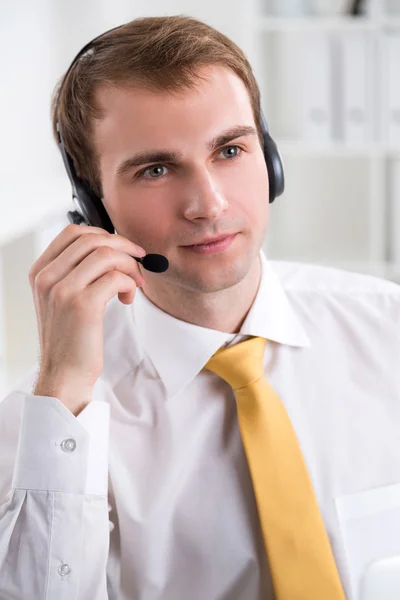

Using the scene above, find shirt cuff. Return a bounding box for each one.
[12,395,110,496]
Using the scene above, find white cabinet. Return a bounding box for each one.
[246,0,400,283]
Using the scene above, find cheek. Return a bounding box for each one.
[231,146,268,187]
[108,191,173,249]
[232,156,269,219]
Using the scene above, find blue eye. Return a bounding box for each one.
[221,145,241,159]
[141,164,168,179]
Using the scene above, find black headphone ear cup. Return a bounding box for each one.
[263,134,285,204]
[73,178,115,233]
[57,134,115,232]
[259,108,285,203]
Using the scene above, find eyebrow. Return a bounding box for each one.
[115,125,257,178]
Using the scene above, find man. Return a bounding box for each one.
[0,14,399,600]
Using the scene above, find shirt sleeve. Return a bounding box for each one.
[0,391,111,600]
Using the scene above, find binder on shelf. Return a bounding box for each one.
[312,0,352,16]
[300,33,334,143]
[383,33,400,146]
[385,0,400,17]
[268,0,312,16]
[346,0,367,16]
[340,32,373,144]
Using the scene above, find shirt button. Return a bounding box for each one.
[58,563,71,576]
[60,438,76,452]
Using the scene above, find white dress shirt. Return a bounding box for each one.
[0,248,399,600]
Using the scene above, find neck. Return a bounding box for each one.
[140,253,262,333]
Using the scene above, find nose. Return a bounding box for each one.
[182,168,229,221]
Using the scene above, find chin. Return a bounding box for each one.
[180,253,254,293]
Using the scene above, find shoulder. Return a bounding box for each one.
[269,260,400,332]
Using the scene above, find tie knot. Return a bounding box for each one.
[204,336,267,391]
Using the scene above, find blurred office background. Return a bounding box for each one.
[1,0,399,396]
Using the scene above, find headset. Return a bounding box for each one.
[55,23,285,235]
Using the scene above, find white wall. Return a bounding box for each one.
[0,0,256,392]
[1,1,398,392]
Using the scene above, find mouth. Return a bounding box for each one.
[181,233,238,255]
[184,234,236,246]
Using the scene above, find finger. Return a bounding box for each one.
[29,225,105,284]
[31,225,146,288]
[84,270,139,313]
[59,247,145,297]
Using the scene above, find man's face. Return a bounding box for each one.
[93,65,270,294]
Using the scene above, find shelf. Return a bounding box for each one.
[383,17,400,29]
[270,258,400,282]
[255,15,400,32]
[316,260,388,277]
[386,264,400,283]
[274,141,400,158]
[255,16,380,32]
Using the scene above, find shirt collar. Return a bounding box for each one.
[132,248,311,399]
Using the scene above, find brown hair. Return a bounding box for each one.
[51,14,263,199]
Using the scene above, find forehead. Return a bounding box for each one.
[92,65,255,155]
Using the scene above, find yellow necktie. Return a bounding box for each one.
[204,336,345,600]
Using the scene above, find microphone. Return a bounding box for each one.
[132,253,169,273]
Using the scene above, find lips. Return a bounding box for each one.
[181,233,238,255]
[184,234,235,247]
